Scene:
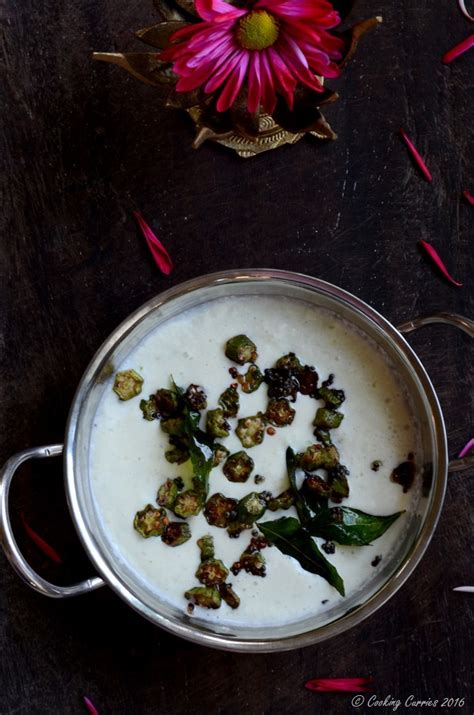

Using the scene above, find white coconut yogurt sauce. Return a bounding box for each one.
[90,295,420,627]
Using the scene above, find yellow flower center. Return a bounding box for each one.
[236,10,279,50]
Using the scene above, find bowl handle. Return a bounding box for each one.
[397,311,474,474]
[0,444,105,598]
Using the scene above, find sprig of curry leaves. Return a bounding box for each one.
[258,447,404,596]
[172,380,215,501]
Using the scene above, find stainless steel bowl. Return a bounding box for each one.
[1,269,473,651]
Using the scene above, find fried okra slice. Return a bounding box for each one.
[223,451,254,483]
[227,492,267,537]
[328,464,350,503]
[185,586,221,609]
[161,416,185,436]
[275,352,303,373]
[235,364,264,394]
[206,408,231,438]
[319,386,346,408]
[225,335,257,365]
[196,559,229,586]
[173,490,202,518]
[313,428,332,447]
[134,505,169,538]
[265,397,296,427]
[298,365,319,397]
[267,489,295,511]
[139,395,159,421]
[197,534,215,561]
[157,478,182,509]
[313,408,344,430]
[212,443,230,467]
[184,384,207,411]
[218,385,239,418]
[236,414,266,449]
[162,521,191,546]
[155,388,182,417]
[165,445,190,464]
[218,583,240,609]
[204,493,238,528]
[113,369,144,401]
[297,444,340,471]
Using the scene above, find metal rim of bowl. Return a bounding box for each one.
[64,269,448,652]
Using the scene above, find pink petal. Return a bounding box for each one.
[267,48,296,108]
[204,50,241,94]
[21,513,63,564]
[399,128,433,182]
[442,34,474,63]
[247,52,262,113]
[216,52,249,111]
[418,240,463,287]
[462,189,474,205]
[195,0,245,23]
[458,437,474,458]
[83,696,99,715]
[133,211,173,275]
[260,50,277,113]
[305,677,374,693]
[453,586,474,593]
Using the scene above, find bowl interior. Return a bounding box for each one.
[65,271,446,651]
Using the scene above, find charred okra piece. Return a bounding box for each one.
[319,386,346,408]
[218,583,240,609]
[233,492,267,529]
[297,444,340,471]
[265,397,296,427]
[212,443,230,467]
[197,534,215,561]
[204,493,238,528]
[196,559,229,586]
[327,464,350,503]
[162,521,191,546]
[267,489,295,511]
[275,352,303,373]
[134,505,169,538]
[223,451,254,483]
[139,395,159,421]
[161,416,185,436]
[184,384,207,411]
[314,428,332,447]
[206,408,231,438]
[235,364,264,393]
[155,388,182,417]
[313,408,344,430]
[157,478,182,509]
[185,586,221,609]
[165,444,190,464]
[113,369,144,401]
[225,335,258,365]
[304,474,331,498]
[236,414,267,449]
[173,490,202,518]
[218,386,240,418]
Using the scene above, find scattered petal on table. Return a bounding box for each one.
[462,190,474,205]
[399,129,432,182]
[83,696,100,715]
[20,513,62,564]
[133,210,174,275]
[418,240,463,287]
[453,586,474,593]
[442,34,474,63]
[458,437,474,458]
[305,677,374,693]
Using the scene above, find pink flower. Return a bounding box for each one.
[160,0,344,113]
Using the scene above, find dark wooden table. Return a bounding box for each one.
[2,0,473,712]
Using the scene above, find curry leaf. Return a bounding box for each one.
[286,447,311,525]
[307,507,404,546]
[173,381,214,498]
[257,516,345,596]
